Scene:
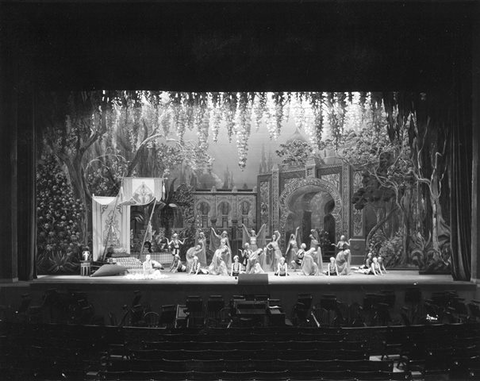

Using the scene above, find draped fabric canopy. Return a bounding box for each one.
[92,178,164,260]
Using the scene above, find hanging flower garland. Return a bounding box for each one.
[234,92,252,169]
[309,92,324,150]
[273,92,285,137]
[210,92,222,143]
[222,92,237,142]
[265,93,279,140]
[253,92,267,131]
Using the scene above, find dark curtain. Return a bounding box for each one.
[449,88,472,281]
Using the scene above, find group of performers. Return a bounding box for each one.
[141,226,376,278]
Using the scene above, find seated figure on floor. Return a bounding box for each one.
[143,254,163,277]
[245,248,266,274]
[301,248,320,276]
[170,254,186,273]
[208,246,229,276]
[325,257,338,276]
[291,243,306,271]
[231,255,242,277]
[189,255,208,275]
[336,248,351,275]
[275,257,288,276]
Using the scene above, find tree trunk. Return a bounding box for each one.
[365,205,399,250]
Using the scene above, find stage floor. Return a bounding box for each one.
[32,269,473,288]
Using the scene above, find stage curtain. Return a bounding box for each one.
[449,87,472,281]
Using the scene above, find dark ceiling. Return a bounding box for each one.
[0,1,476,91]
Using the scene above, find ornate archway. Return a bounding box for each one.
[278,178,343,247]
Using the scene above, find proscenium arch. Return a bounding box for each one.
[279,178,343,247]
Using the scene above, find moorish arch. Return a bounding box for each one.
[279,177,343,248]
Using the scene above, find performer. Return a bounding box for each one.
[377,256,388,274]
[241,223,266,251]
[301,248,320,276]
[143,254,163,276]
[185,244,203,273]
[195,230,208,267]
[167,233,184,256]
[355,251,374,274]
[291,243,306,271]
[368,256,383,276]
[171,254,186,273]
[326,257,338,276]
[275,257,288,276]
[309,229,323,273]
[245,248,266,274]
[285,227,300,265]
[333,235,351,275]
[208,246,229,276]
[265,230,283,272]
[210,228,232,269]
[189,255,208,275]
[238,243,252,271]
[231,255,242,277]
[167,233,185,269]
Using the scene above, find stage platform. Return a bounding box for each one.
[1,270,478,324]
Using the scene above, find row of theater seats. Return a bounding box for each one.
[1,319,479,380]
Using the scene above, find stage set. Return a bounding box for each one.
[1,2,479,335]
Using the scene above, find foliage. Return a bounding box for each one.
[275,140,314,167]
[374,230,408,268]
[36,156,84,274]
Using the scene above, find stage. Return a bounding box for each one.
[1,270,478,325]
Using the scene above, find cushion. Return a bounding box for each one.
[91,264,128,277]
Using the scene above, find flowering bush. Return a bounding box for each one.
[36,156,84,274]
[276,140,313,167]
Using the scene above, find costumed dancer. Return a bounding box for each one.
[231,255,242,277]
[355,251,374,274]
[378,256,387,275]
[185,244,203,273]
[171,254,186,273]
[333,235,352,275]
[143,254,163,277]
[195,230,208,267]
[326,257,338,276]
[368,256,383,276]
[265,230,283,273]
[208,246,229,276]
[242,223,268,270]
[285,226,300,266]
[245,248,266,274]
[309,229,324,273]
[210,228,232,269]
[291,243,306,271]
[275,257,288,276]
[239,243,252,272]
[301,248,320,276]
[189,255,208,275]
[167,233,184,256]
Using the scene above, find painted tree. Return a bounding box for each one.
[407,94,451,272]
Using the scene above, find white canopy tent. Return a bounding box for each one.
[92,177,164,261]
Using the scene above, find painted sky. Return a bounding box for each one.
[181,117,304,189]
